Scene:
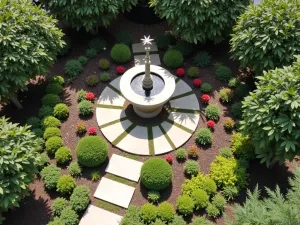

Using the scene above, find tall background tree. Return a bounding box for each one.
[0,0,64,108]
[230,0,300,73]
[0,117,41,223]
[149,0,250,44]
[43,0,137,31]
[240,56,300,166]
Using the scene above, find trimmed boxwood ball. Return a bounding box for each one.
[157,201,175,222]
[205,104,221,121]
[78,100,93,116]
[184,160,200,176]
[54,103,69,120]
[57,175,76,195]
[140,203,157,223]
[191,189,209,209]
[44,127,62,140]
[47,218,64,225]
[78,56,88,66]
[26,117,41,129]
[110,43,132,63]
[55,146,72,164]
[42,116,61,129]
[46,136,64,155]
[163,49,184,69]
[39,105,54,118]
[42,94,61,107]
[46,83,63,95]
[41,165,61,190]
[141,158,172,191]
[59,207,78,225]
[195,128,212,145]
[176,195,194,216]
[52,197,68,216]
[70,185,90,212]
[76,136,108,167]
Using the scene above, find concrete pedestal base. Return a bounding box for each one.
[133,105,162,118]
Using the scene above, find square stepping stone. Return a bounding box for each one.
[152,126,172,155]
[96,108,126,127]
[168,112,199,131]
[97,87,125,107]
[79,205,122,225]
[169,94,200,110]
[94,177,135,208]
[134,54,161,66]
[117,126,149,155]
[132,42,158,53]
[172,80,193,97]
[106,154,143,182]
[101,119,132,142]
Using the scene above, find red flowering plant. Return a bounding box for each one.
[206,120,215,129]
[88,127,97,135]
[116,66,126,75]
[188,145,198,159]
[224,117,235,130]
[201,94,210,104]
[193,78,202,87]
[166,155,173,164]
[176,68,185,77]
[85,92,95,102]
[76,121,86,134]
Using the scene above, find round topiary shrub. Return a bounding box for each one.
[32,128,44,138]
[39,105,54,118]
[184,160,200,176]
[44,127,62,140]
[205,104,221,121]
[50,76,65,85]
[42,116,61,129]
[42,94,61,107]
[86,75,99,87]
[70,185,90,212]
[219,88,234,103]
[86,48,97,58]
[176,195,194,216]
[187,67,200,78]
[78,100,93,116]
[64,60,83,79]
[193,51,211,68]
[191,189,209,210]
[76,136,108,167]
[201,82,212,93]
[52,197,68,216]
[231,102,242,119]
[212,194,226,211]
[46,83,63,95]
[141,203,157,223]
[59,207,78,225]
[163,49,184,69]
[53,103,69,120]
[215,64,232,82]
[175,148,187,161]
[68,162,82,177]
[41,165,61,190]
[57,175,76,195]
[46,136,64,155]
[141,158,172,191]
[206,203,220,218]
[100,73,111,82]
[26,117,41,129]
[110,44,132,63]
[98,59,110,70]
[55,147,72,164]
[195,128,212,145]
[203,178,217,196]
[157,202,175,222]
[78,56,88,66]
[76,90,87,102]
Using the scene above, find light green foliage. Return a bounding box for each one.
[228,78,240,88]
[195,128,212,145]
[231,102,242,119]
[222,185,239,201]
[41,165,61,190]
[42,116,61,129]
[176,195,194,216]
[141,203,157,223]
[0,0,64,102]
[36,152,50,170]
[100,73,111,82]
[46,83,63,95]
[150,0,249,44]
[175,148,187,161]
[98,59,110,70]
[174,40,195,57]
[57,175,76,195]
[182,173,217,196]
[201,83,212,93]
[152,219,166,225]
[157,202,175,222]
[0,118,40,220]
[27,117,41,129]
[184,160,200,176]
[219,147,233,159]
[50,76,65,85]
[68,162,82,177]
[215,64,232,82]
[64,60,83,79]
[169,215,186,225]
[205,104,221,121]
[110,44,132,63]
[212,194,226,211]
[230,132,255,160]
[47,217,65,225]
[187,67,200,78]
[235,83,250,99]
[194,51,211,68]
[89,38,106,52]
[55,146,72,164]
[42,94,61,107]
[78,56,88,66]
[86,48,97,58]
[91,171,101,181]
[120,205,143,225]
[191,189,209,210]
[116,31,133,46]
[147,190,161,204]
[190,217,215,225]
[219,88,233,103]
[59,207,78,225]
[206,204,220,218]
[230,0,300,73]
[78,100,93,116]
[241,57,300,165]
[210,155,247,189]
[70,186,90,212]
[163,49,184,69]
[53,197,68,216]
[39,105,54,118]
[45,136,63,155]
[53,103,69,120]
[76,90,87,102]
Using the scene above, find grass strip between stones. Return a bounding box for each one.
[158,124,176,149]
[105,173,137,187]
[112,123,137,145]
[107,84,123,96]
[97,200,121,214]
[166,119,193,134]
[147,126,155,155]
[121,152,140,161]
[175,77,180,83]
[96,104,123,110]
[170,91,194,101]
[169,108,200,114]
[99,117,128,129]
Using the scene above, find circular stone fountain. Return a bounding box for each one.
[120,36,175,118]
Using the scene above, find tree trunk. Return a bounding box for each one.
[9,95,23,109]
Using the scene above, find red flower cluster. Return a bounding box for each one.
[176,68,185,77]
[116,66,126,75]
[188,145,198,158]
[193,78,202,87]
[76,121,86,134]
[206,120,215,129]
[166,155,173,163]
[88,127,97,135]
[201,94,210,103]
[85,92,95,101]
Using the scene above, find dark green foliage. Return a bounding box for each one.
[230,0,300,73]
[90,171,101,181]
[235,83,250,100]
[57,175,76,195]
[76,136,108,167]
[175,148,187,161]
[41,165,61,190]
[194,51,211,68]
[147,190,160,204]
[231,132,255,160]
[120,205,143,225]
[42,116,61,129]
[219,147,233,158]
[184,160,200,176]
[206,204,220,218]
[150,0,249,44]
[100,73,111,82]
[45,136,63,155]
[231,102,242,119]
[156,34,173,50]
[36,152,50,170]
[78,100,93,116]
[53,103,69,120]
[140,203,157,223]
[141,158,172,191]
[195,128,212,145]
[59,207,78,225]
[98,59,110,70]
[50,76,65,86]
[163,49,184,69]
[212,194,226,211]
[58,37,71,57]
[176,195,194,216]
[46,83,63,95]
[205,104,221,121]
[77,90,87,102]
[116,31,133,46]
[187,67,200,78]
[228,78,240,88]
[55,147,72,164]
[157,202,175,222]
[110,44,132,63]
[201,83,212,93]
[86,75,99,87]
[42,94,61,107]
[70,186,90,212]
[53,197,68,216]
[32,128,44,138]
[191,189,209,210]
[0,0,64,101]
[89,38,106,52]
[64,60,83,79]
[222,185,239,201]
[215,64,232,82]
[175,40,194,57]
[169,215,186,225]
[27,117,41,129]
[39,105,54,118]
[78,56,88,66]
[68,162,82,177]
[86,48,97,58]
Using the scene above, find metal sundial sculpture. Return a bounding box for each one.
[141,35,154,90]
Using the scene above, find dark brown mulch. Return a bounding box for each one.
[1,25,297,225]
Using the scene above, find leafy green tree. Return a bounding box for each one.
[0,117,40,222]
[240,56,300,166]
[228,167,300,225]
[43,0,137,31]
[230,0,300,73]
[0,0,64,108]
[150,0,249,44]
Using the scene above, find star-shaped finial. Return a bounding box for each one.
[141,35,154,46]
